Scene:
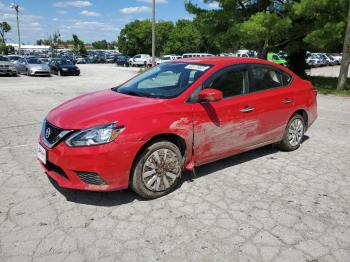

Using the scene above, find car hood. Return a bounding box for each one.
[28,64,50,70]
[0,61,13,66]
[46,89,163,130]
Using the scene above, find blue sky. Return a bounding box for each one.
[0,0,219,44]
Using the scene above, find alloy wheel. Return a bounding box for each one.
[288,118,304,147]
[142,148,181,192]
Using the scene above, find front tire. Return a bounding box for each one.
[130,141,183,199]
[278,114,305,151]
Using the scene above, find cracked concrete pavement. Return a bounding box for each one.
[0,64,350,262]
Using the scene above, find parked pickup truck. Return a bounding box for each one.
[0,55,17,76]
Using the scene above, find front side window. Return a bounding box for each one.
[206,67,248,98]
[115,63,211,99]
[250,65,283,92]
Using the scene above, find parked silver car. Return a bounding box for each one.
[15,57,51,76]
[0,55,17,76]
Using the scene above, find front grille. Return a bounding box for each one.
[75,171,107,186]
[0,65,10,69]
[42,120,72,148]
[45,161,69,180]
[44,121,64,144]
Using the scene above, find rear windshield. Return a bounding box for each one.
[114,62,212,99]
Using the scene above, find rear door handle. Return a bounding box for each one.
[283,98,293,104]
[240,107,255,113]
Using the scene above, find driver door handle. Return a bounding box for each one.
[240,107,255,113]
[283,98,293,104]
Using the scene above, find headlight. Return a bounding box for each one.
[62,68,68,71]
[65,122,125,147]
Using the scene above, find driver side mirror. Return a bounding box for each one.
[198,88,223,102]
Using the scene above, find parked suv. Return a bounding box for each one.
[37,57,317,199]
[0,55,17,76]
[129,54,152,67]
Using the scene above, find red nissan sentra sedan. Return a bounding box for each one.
[37,57,317,199]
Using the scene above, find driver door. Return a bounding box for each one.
[192,64,261,165]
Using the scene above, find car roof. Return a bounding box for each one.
[176,56,275,66]
[175,56,295,75]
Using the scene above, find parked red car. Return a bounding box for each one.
[37,57,317,199]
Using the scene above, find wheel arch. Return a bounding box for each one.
[291,108,309,129]
[128,133,187,186]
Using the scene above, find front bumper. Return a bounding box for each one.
[0,68,17,75]
[61,69,80,76]
[38,137,143,191]
[30,69,51,76]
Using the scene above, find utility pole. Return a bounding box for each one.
[152,0,156,67]
[10,2,21,55]
[337,0,350,90]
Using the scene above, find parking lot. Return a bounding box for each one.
[0,64,350,262]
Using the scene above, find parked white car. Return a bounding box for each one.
[156,55,181,64]
[182,53,214,58]
[129,54,152,67]
[329,53,342,64]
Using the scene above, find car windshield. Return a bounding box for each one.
[27,58,42,64]
[57,59,73,65]
[8,56,19,61]
[114,62,212,99]
[0,56,9,61]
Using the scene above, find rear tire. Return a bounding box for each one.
[278,114,305,151]
[130,141,183,199]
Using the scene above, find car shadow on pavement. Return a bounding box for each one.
[49,136,309,206]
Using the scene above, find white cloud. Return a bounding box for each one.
[137,0,168,4]
[120,6,151,14]
[201,1,220,9]
[53,1,92,8]
[0,12,44,43]
[60,21,119,32]
[208,2,220,8]
[80,10,101,17]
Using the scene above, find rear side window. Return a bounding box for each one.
[250,65,284,92]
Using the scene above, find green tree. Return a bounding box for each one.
[92,40,108,49]
[239,12,292,58]
[163,19,201,54]
[0,21,11,43]
[118,20,153,56]
[186,0,348,76]
[118,20,173,56]
[72,34,87,57]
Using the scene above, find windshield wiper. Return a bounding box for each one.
[119,91,144,97]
